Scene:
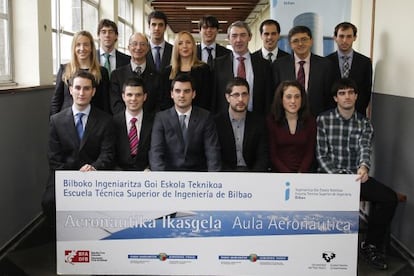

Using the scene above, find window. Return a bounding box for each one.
[51,0,99,74]
[117,0,133,53]
[0,0,12,83]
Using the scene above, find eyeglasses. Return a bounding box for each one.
[229,92,249,98]
[129,42,148,48]
[290,37,310,45]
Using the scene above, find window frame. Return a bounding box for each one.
[0,0,13,84]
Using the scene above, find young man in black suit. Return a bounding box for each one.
[110,32,161,114]
[149,74,221,171]
[146,11,173,73]
[326,22,372,116]
[113,77,154,171]
[272,25,333,116]
[213,21,272,115]
[214,77,269,172]
[196,15,231,70]
[252,19,289,64]
[97,19,130,75]
[42,70,115,220]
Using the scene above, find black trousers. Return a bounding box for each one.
[360,177,398,248]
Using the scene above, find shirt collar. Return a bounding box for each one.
[72,104,91,117]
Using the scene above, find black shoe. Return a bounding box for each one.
[360,242,388,270]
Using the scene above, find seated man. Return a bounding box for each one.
[149,74,221,171]
[43,70,115,222]
[214,77,269,171]
[316,78,397,270]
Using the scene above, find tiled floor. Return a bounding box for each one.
[0,216,412,276]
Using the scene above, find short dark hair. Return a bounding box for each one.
[334,22,357,36]
[288,25,312,41]
[270,80,309,123]
[97,19,118,35]
[259,19,281,34]
[198,15,219,30]
[69,70,97,88]
[171,73,195,91]
[331,78,359,97]
[122,77,147,94]
[147,10,168,26]
[225,77,250,94]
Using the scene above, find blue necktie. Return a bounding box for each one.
[155,46,161,71]
[75,113,85,140]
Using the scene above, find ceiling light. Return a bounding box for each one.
[186,6,232,10]
[191,20,228,24]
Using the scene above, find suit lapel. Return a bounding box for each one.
[80,107,96,149]
[65,108,81,149]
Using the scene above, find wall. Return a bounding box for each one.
[0,88,51,251]
[370,0,414,255]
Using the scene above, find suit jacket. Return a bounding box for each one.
[110,64,161,114]
[272,54,334,116]
[113,111,155,170]
[214,111,269,172]
[50,64,111,115]
[196,43,231,69]
[146,42,173,73]
[160,63,213,110]
[149,106,221,171]
[97,49,131,69]
[326,51,372,115]
[252,48,290,64]
[48,106,115,171]
[213,52,272,115]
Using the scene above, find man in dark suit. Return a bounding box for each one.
[42,70,115,219]
[272,25,333,116]
[214,77,269,172]
[97,19,130,76]
[196,15,231,70]
[252,19,289,64]
[213,21,272,115]
[326,22,372,116]
[110,32,161,114]
[113,77,154,171]
[146,11,173,73]
[149,74,221,171]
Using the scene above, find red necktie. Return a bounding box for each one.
[129,117,138,156]
[237,56,246,79]
[297,60,306,89]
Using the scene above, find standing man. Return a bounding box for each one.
[146,11,173,73]
[214,77,269,172]
[272,25,333,116]
[113,77,154,171]
[196,15,231,70]
[316,78,397,271]
[110,32,161,114]
[42,70,115,219]
[252,19,289,64]
[97,19,130,75]
[326,22,372,116]
[213,21,272,115]
[149,74,221,171]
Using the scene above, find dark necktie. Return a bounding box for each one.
[104,53,111,76]
[179,114,187,144]
[154,46,161,71]
[267,52,273,63]
[297,60,306,89]
[237,56,246,79]
[129,117,139,156]
[135,66,142,77]
[206,47,213,68]
[342,56,350,78]
[75,113,85,140]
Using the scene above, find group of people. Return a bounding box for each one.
[42,11,398,271]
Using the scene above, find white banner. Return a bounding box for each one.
[56,171,360,275]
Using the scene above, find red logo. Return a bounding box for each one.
[65,250,90,264]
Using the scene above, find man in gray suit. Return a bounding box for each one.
[149,74,221,171]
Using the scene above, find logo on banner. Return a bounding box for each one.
[284,182,291,201]
[159,253,168,261]
[64,250,90,264]
[322,251,336,262]
[249,254,258,262]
